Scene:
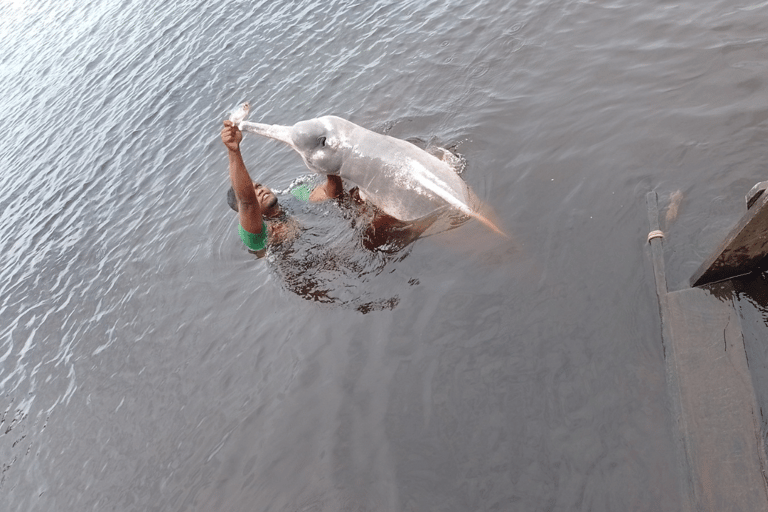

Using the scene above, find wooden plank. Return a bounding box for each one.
[646,192,693,511]
[665,286,768,511]
[691,182,768,287]
[647,192,668,298]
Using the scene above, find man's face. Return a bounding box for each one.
[254,182,279,217]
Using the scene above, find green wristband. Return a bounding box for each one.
[239,221,268,251]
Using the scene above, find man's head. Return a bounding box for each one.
[227,182,280,218]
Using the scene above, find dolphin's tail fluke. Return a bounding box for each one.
[420,180,508,238]
[471,211,509,238]
[460,187,509,238]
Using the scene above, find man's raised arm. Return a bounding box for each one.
[221,120,263,234]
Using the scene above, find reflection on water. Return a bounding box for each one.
[264,189,410,313]
[265,185,470,313]
[733,271,768,464]
[734,270,768,310]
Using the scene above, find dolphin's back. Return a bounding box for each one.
[332,119,470,221]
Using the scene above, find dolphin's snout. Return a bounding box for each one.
[240,121,295,148]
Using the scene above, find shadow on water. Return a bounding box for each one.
[263,183,473,314]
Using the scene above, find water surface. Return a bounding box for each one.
[3,0,768,510]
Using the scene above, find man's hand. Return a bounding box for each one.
[221,120,242,152]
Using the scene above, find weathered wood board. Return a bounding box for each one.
[665,286,768,511]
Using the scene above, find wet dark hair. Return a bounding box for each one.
[227,186,238,212]
[228,182,281,214]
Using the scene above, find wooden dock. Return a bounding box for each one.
[646,191,768,511]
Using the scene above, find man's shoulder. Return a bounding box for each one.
[266,215,300,246]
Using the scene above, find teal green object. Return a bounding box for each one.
[290,183,312,202]
[239,221,268,251]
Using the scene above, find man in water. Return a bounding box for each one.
[222,119,442,254]
[221,120,345,254]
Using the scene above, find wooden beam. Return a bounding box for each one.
[691,181,768,287]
